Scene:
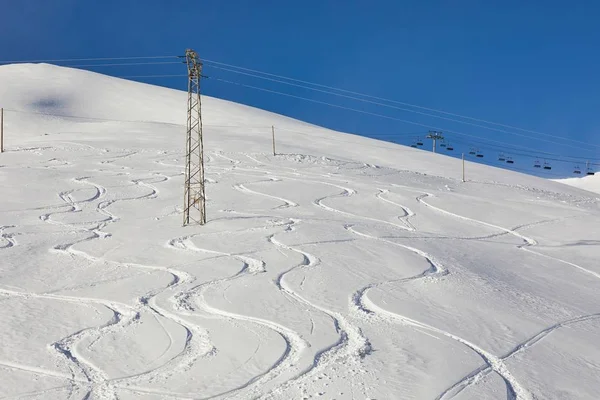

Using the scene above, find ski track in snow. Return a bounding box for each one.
[164,168,372,399]
[233,179,299,209]
[4,147,598,400]
[163,232,312,400]
[230,154,544,399]
[353,183,600,400]
[346,225,533,400]
[401,185,600,281]
[264,222,372,398]
[16,171,217,399]
[376,188,416,231]
[437,312,600,399]
[0,225,18,249]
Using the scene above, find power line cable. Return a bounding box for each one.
[203,58,594,147]
[57,61,182,68]
[3,55,594,150]
[119,74,187,79]
[0,55,178,65]
[210,76,595,154]
[206,63,598,150]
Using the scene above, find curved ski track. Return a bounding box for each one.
[346,224,533,400]
[163,232,311,400]
[376,189,416,231]
[264,223,372,398]
[356,184,600,399]
[6,149,598,400]
[21,173,218,399]
[231,157,531,398]
[233,179,299,209]
[0,225,18,249]
[168,169,372,399]
[437,312,600,399]
[404,186,600,281]
[161,157,598,400]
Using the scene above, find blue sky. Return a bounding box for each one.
[2,1,599,177]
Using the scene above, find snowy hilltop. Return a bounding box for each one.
[1,64,599,400]
[556,174,600,195]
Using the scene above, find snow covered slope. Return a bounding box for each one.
[555,174,600,195]
[1,64,599,400]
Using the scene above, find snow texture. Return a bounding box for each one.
[555,174,600,195]
[1,64,599,400]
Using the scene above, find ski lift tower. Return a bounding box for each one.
[182,49,206,225]
[427,130,444,153]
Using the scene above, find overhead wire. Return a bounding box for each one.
[210,73,600,169]
[205,63,598,150]
[55,61,182,68]
[0,55,179,65]
[203,58,594,148]
[209,76,597,156]
[2,56,596,170]
[119,74,187,79]
[2,55,595,150]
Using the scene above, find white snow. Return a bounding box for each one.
[1,63,599,400]
[555,174,600,195]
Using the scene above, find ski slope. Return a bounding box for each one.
[1,64,599,400]
[556,174,600,196]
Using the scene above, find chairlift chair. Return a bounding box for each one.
[498,153,506,162]
[587,170,595,176]
[506,157,514,164]
[573,166,581,174]
[416,139,424,146]
[469,147,476,155]
[543,161,552,170]
[534,160,541,168]
[446,144,454,151]
[476,149,484,158]
[410,144,417,148]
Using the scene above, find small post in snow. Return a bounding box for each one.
[462,152,465,182]
[272,125,276,156]
[1,108,4,153]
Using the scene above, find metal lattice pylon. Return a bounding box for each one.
[183,49,206,225]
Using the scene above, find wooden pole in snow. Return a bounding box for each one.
[1,108,4,153]
[462,152,465,182]
[272,125,276,156]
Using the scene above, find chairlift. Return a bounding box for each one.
[585,161,596,175]
[416,138,424,146]
[446,144,454,151]
[476,149,484,158]
[440,140,447,148]
[534,160,541,168]
[506,157,514,164]
[543,161,552,170]
[469,147,476,155]
[498,153,506,162]
[573,166,581,174]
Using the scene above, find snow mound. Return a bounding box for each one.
[555,174,600,195]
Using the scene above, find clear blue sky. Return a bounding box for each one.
[2,1,599,177]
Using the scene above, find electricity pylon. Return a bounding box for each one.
[427,130,444,153]
[183,49,206,225]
